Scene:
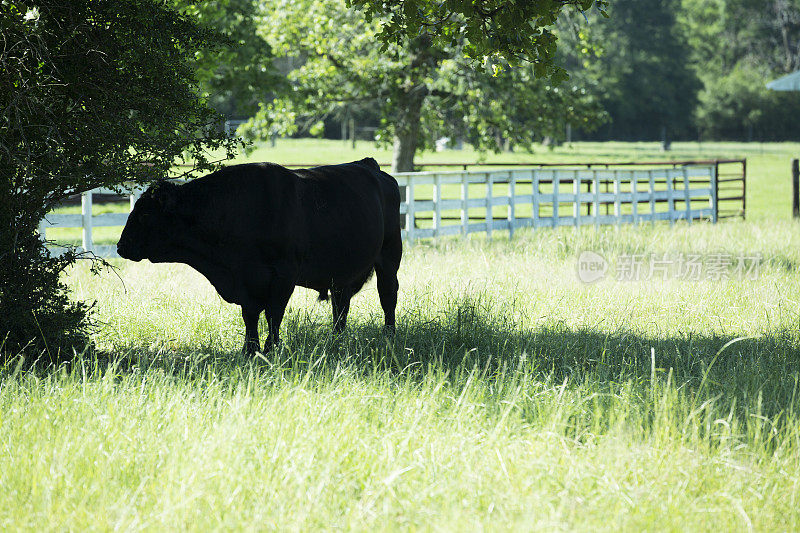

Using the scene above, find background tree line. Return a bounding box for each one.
[203,0,800,156]
[560,0,800,142]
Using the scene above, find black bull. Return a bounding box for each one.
[117,158,402,354]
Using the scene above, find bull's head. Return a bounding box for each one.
[117,181,184,262]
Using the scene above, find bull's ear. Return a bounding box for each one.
[155,182,179,212]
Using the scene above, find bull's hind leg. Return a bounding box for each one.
[375,230,402,334]
[241,305,262,355]
[330,287,353,333]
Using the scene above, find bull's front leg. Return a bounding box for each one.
[241,306,261,355]
[264,278,295,352]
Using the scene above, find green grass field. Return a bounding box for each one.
[5,141,800,530]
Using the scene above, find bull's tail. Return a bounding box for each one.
[350,267,375,294]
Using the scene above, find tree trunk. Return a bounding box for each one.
[391,87,426,173]
[391,87,427,230]
[660,126,671,151]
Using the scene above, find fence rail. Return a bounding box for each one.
[395,164,718,241]
[41,162,726,257]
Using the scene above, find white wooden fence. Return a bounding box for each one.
[39,187,142,257]
[40,164,717,257]
[395,164,717,241]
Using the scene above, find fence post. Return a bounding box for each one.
[532,170,540,229]
[38,219,47,243]
[593,170,600,230]
[485,172,493,239]
[552,171,559,228]
[613,169,621,226]
[406,180,415,242]
[793,159,799,219]
[572,170,580,227]
[666,170,675,227]
[586,177,592,216]
[631,171,639,225]
[710,165,718,224]
[713,161,719,223]
[82,191,93,253]
[742,159,747,220]
[433,173,441,238]
[683,166,692,225]
[508,171,515,238]
[649,170,656,226]
[130,190,140,212]
[461,172,468,238]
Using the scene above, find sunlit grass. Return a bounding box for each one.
[4,218,800,529]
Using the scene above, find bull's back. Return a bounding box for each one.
[294,161,394,286]
[183,160,396,289]
[182,163,302,243]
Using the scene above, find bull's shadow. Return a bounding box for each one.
[82,294,800,421]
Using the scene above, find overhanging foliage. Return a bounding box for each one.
[0,0,241,361]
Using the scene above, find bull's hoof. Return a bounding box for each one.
[242,340,260,356]
[262,339,279,353]
[383,324,396,336]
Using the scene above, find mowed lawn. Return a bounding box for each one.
[4,141,800,530]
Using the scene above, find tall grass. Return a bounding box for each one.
[3,218,800,529]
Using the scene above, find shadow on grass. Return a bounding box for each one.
[9,294,800,419]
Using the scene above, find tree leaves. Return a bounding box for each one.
[176,0,280,118]
[347,0,608,72]
[1,0,241,358]
[243,0,607,169]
